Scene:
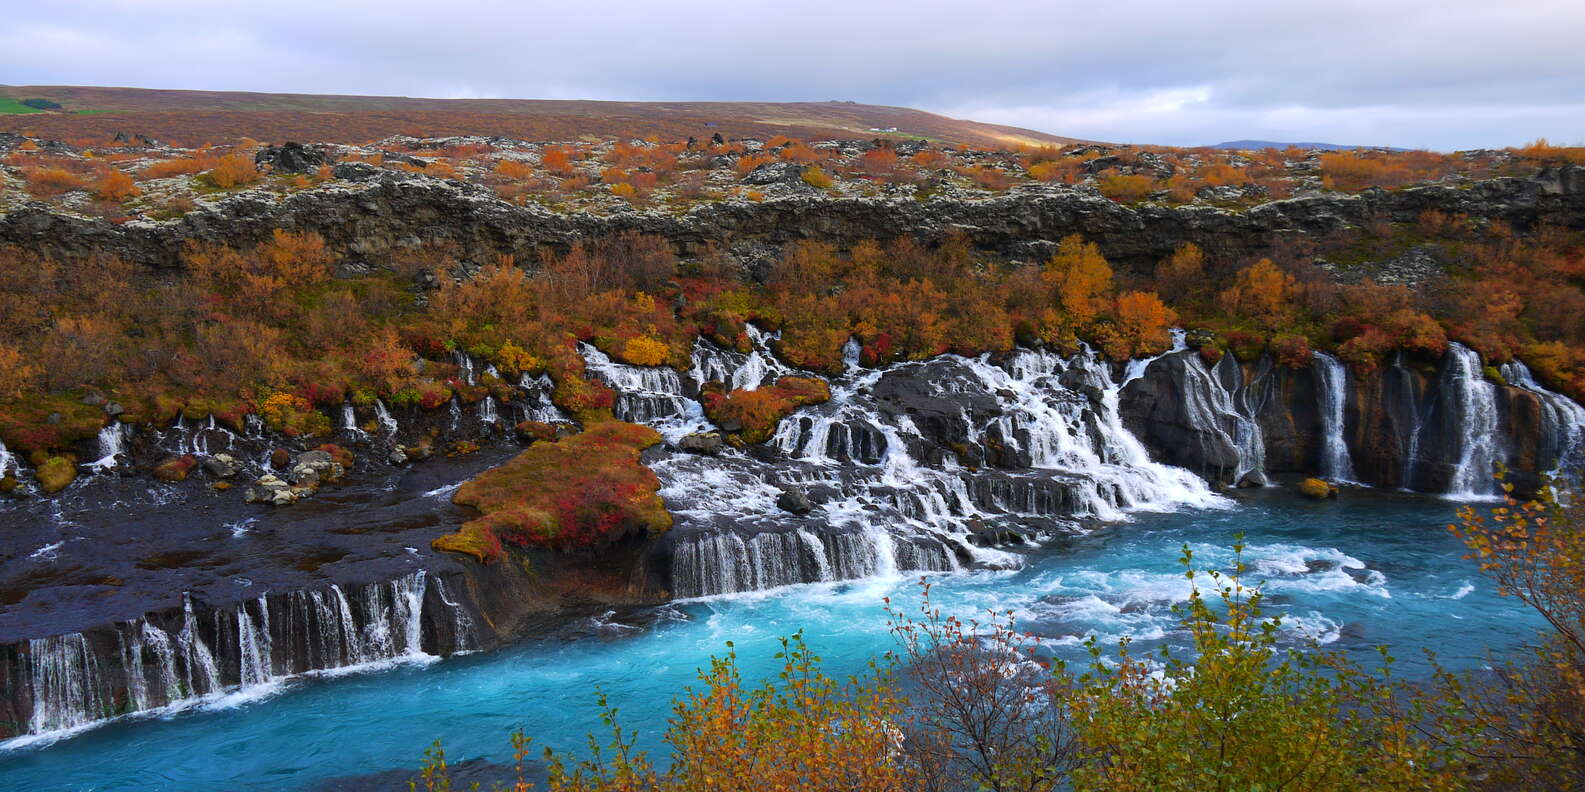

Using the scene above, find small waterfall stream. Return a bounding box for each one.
[1500,359,1585,477]
[1443,343,1503,499]
[1313,353,1358,483]
[89,423,130,471]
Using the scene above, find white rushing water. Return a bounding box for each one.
[88,423,130,471]
[1501,359,1585,478]
[1443,343,1503,500]
[339,403,366,439]
[0,437,15,478]
[1312,352,1358,483]
[373,399,399,435]
[16,572,469,740]
[584,334,1231,599]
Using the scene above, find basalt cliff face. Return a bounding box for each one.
[3,164,1583,279]
[4,166,1585,742]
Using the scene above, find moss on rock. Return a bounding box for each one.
[36,456,77,493]
[434,421,670,563]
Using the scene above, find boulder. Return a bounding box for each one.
[36,457,76,493]
[153,454,199,482]
[202,453,243,479]
[741,161,805,186]
[1297,477,1337,499]
[775,488,814,515]
[287,449,344,487]
[387,448,409,466]
[254,142,330,174]
[244,474,298,505]
[677,432,724,455]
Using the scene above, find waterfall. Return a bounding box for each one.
[374,399,399,435]
[1444,343,1503,500]
[516,373,566,423]
[339,403,366,439]
[26,633,107,733]
[11,571,473,739]
[0,437,15,477]
[89,422,129,471]
[1312,353,1358,483]
[1165,352,1267,485]
[1500,359,1585,477]
[581,343,709,437]
[1394,353,1426,490]
[642,336,1228,598]
[479,397,500,426]
[454,351,476,386]
[448,398,463,431]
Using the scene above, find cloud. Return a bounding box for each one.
[5,0,1583,149]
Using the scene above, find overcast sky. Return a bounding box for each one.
[4,0,1582,150]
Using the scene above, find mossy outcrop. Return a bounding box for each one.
[435,421,670,563]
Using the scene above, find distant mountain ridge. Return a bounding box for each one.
[1210,139,1410,152]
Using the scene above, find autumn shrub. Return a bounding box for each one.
[92,169,140,201]
[23,167,88,198]
[1271,333,1313,368]
[1446,481,1585,791]
[700,376,830,444]
[801,166,833,189]
[201,153,262,189]
[435,421,669,561]
[139,156,214,180]
[1096,172,1154,203]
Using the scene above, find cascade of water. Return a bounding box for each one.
[27,633,106,733]
[652,334,1227,598]
[177,595,222,696]
[14,572,469,738]
[1312,353,1358,483]
[1444,343,1503,499]
[1166,351,1267,485]
[1501,359,1585,476]
[448,398,463,432]
[0,437,15,477]
[581,343,708,437]
[89,422,129,471]
[236,598,273,686]
[339,403,366,439]
[454,352,476,386]
[1391,353,1426,489]
[374,399,399,435]
[516,373,566,423]
[479,397,500,426]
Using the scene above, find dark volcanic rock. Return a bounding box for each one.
[255,142,333,174]
[4,165,1580,279]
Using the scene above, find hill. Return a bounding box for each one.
[0,85,1079,148]
[1209,139,1409,152]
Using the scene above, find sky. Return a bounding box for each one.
[3,0,1583,150]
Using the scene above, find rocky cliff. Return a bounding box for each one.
[4,164,1583,279]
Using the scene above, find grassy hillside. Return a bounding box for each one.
[0,85,1078,148]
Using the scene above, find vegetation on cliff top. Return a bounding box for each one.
[433,421,669,563]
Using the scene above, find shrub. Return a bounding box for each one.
[1271,333,1313,368]
[1097,172,1155,203]
[801,166,833,188]
[700,375,831,444]
[92,169,140,202]
[201,153,261,189]
[435,421,669,561]
[619,335,670,367]
[36,456,76,493]
[23,167,88,198]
